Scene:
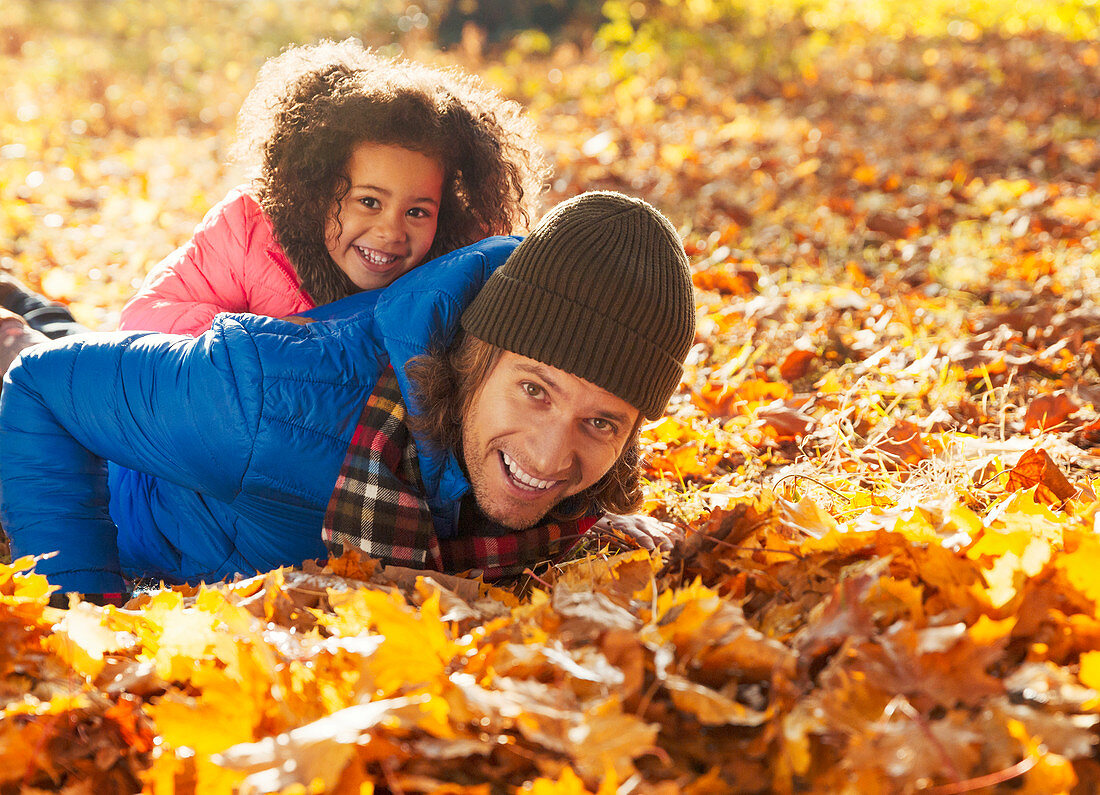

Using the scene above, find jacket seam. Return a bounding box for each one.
[264,412,352,446]
[262,372,359,387]
[223,323,262,493]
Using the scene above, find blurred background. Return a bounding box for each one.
[0,0,1097,330]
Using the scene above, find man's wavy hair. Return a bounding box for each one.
[234,39,548,305]
[405,333,644,519]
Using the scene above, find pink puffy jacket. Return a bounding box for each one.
[119,187,315,335]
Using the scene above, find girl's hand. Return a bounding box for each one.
[278,314,315,325]
[593,512,684,552]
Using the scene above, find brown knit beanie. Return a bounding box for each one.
[461,191,696,419]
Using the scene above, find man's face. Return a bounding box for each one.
[461,351,640,529]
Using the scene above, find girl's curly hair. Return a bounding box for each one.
[404,333,644,520]
[234,39,548,305]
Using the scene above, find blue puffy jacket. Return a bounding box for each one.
[0,236,520,593]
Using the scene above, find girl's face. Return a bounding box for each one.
[325,142,445,291]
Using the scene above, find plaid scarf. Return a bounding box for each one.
[323,365,598,580]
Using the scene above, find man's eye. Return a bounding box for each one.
[590,418,615,433]
[522,382,544,398]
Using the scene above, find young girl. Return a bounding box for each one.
[118,38,547,335]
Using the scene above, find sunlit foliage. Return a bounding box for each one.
[2,0,1100,791]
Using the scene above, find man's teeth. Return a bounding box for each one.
[357,246,398,266]
[502,452,555,490]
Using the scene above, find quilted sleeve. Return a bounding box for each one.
[0,325,261,592]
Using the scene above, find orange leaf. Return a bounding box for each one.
[778,348,815,381]
[648,441,721,478]
[692,265,758,295]
[1057,534,1100,606]
[755,399,815,441]
[871,420,930,471]
[695,378,794,417]
[1023,390,1080,432]
[1005,448,1076,504]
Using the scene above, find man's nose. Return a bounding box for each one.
[525,417,579,478]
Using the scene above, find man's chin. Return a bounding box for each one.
[474,490,555,531]
[481,503,545,531]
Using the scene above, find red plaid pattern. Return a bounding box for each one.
[324,366,599,579]
[439,507,599,580]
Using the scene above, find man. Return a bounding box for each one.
[0,192,695,600]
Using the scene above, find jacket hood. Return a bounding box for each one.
[304,235,522,533]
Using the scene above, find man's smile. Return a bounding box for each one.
[499,450,564,492]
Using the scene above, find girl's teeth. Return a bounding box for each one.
[502,452,554,490]
[357,247,397,265]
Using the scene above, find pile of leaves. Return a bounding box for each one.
[3,477,1100,793]
[3,1,1100,792]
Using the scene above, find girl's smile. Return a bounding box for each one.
[325,142,444,292]
[356,245,399,270]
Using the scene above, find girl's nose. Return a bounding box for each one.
[375,210,407,243]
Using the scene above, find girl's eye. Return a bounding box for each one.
[358,197,380,209]
[408,207,432,219]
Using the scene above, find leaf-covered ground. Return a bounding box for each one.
[2,3,1100,792]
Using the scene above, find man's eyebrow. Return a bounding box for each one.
[514,361,561,390]
[351,184,439,204]
[514,362,634,426]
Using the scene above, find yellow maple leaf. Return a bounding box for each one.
[891,508,946,545]
[137,592,232,682]
[152,687,260,758]
[780,495,839,540]
[980,551,1025,609]
[150,636,276,756]
[1057,534,1100,609]
[988,489,1068,537]
[969,614,1017,645]
[46,601,137,678]
[527,765,612,795]
[967,528,1032,560]
[319,588,458,717]
[644,578,723,645]
[0,556,55,603]
[1078,650,1100,691]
